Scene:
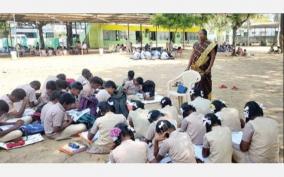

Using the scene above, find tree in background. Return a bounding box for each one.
[66,22,73,49]
[281,14,284,53]
[226,14,251,47]
[36,21,46,49]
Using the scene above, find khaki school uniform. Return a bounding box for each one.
[217,107,242,132]
[123,80,141,95]
[109,139,148,163]
[203,126,233,163]
[160,105,181,127]
[158,131,196,163]
[80,82,94,98]
[77,75,89,86]
[0,95,13,110]
[0,129,23,143]
[43,103,86,140]
[0,95,32,124]
[95,89,111,102]
[180,112,206,145]
[17,84,37,104]
[40,101,54,124]
[189,97,211,115]
[128,108,150,138]
[239,117,279,163]
[145,117,177,142]
[88,112,127,154]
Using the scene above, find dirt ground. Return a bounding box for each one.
[0,49,283,163]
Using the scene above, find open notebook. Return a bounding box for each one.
[67,108,90,122]
[0,133,44,150]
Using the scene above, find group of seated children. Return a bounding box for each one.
[0,69,279,164]
[130,48,174,60]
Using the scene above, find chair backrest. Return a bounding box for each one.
[181,70,201,90]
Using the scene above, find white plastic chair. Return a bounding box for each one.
[167,70,201,108]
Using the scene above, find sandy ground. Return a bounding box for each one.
[0,50,283,163]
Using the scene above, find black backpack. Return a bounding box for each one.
[110,88,129,118]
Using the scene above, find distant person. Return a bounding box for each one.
[130,49,141,60]
[77,68,93,86]
[160,50,170,60]
[151,49,161,59]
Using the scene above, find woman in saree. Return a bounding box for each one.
[186,29,218,100]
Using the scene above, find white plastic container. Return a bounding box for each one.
[10,51,17,60]
[99,48,104,55]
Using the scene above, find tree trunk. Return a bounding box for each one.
[38,23,45,49]
[232,26,237,47]
[66,22,73,49]
[280,14,284,53]
[183,28,185,49]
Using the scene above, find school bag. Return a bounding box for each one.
[75,113,96,129]
[110,88,129,118]
[78,95,98,117]
[142,80,156,97]
[19,121,44,136]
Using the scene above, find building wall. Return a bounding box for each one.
[88,23,200,48]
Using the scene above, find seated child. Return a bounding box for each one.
[189,87,211,115]
[87,101,127,154]
[202,113,233,163]
[234,101,279,163]
[96,80,117,102]
[142,80,155,100]
[77,68,93,86]
[179,103,206,145]
[42,93,86,140]
[159,97,180,127]
[122,70,134,86]
[16,80,41,107]
[130,49,141,60]
[41,73,66,93]
[90,76,104,94]
[39,80,57,106]
[69,81,83,100]
[128,100,150,138]
[0,100,24,142]
[160,50,170,60]
[123,77,143,95]
[55,79,69,93]
[109,123,148,163]
[151,50,161,59]
[40,90,62,124]
[152,120,196,163]
[211,100,244,132]
[145,110,176,143]
[0,89,31,123]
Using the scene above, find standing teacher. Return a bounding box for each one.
[186,29,218,100]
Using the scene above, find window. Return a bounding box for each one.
[103,30,117,41]
[150,31,156,41]
[16,32,37,38]
[158,32,169,41]
[45,32,54,38]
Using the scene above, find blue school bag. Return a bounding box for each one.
[177,83,188,94]
[20,121,44,136]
